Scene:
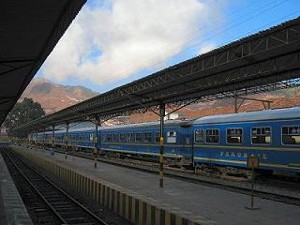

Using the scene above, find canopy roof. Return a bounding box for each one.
[0,0,86,126]
[16,17,300,133]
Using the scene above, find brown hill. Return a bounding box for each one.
[129,87,300,123]
[20,78,98,115]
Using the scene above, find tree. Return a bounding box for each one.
[4,98,45,137]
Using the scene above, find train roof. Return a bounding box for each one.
[36,119,192,134]
[100,119,192,131]
[39,126,95,135]
[194,107,300,125]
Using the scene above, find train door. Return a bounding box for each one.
[180,122,193,166]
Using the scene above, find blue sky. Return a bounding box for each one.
[37,0,300,93]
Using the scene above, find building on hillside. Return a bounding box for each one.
[0,125,7,135]
[165,111,183,120]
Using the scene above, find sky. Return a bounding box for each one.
[36,0,300,93]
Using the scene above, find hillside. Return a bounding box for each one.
[129,87,300,123]
[20,78,98,115]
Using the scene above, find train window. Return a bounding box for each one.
[227,128,243,144]
[194,129,205,143]
[282,126,300,145]
[89,134,94,142]
[112,134,119,142]
[251,127,271,144]
[126,133,134,142]
[120,133,127,142]
[106,134,112,142]
[167,131,176,143]
[144,133,152,143]
[101,135,106,142]
[168,131,176,137]
[205,129,219,144]
[135,133,142,142]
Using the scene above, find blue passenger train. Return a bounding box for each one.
[100,120,193,165]
[31,107,300,175]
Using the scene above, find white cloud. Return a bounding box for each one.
[42,0,225,87]
[199,42,218,54]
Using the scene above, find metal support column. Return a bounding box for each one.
[93,117,100,168]
[159,103,165,188]
[65,122,69,159]
[28,134,31,149]
[234,96,238,113]
[43,129,46,150]
[51,125,55,156]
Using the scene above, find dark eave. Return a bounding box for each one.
[0,0,86,126]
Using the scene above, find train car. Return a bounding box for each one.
[33,119,193,165]
[99,119,193,165]
[30,132,46,146]
[55,130,65,146]
[29,132,37,144]
[70,128,96,152]
[33,130,55,146]
[192,107,300,175]
[34,122,97,152]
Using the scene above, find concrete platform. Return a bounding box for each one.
[0,148,33,225]
[11,146,300,225]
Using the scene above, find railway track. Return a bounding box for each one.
[1,148,109,225]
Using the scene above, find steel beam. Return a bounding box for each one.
[159,103,165,188]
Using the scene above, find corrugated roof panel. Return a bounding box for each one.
[194,107,300,125]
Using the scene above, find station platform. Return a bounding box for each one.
[0,146,33,225]
[11,145,300,225]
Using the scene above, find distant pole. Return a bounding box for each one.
[234,97,238,113]
[159,103,165,188]
[245,156,260,210]
[250,166,255,208]
[234,91,238,113]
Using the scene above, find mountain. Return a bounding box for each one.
[20,78,98,115]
